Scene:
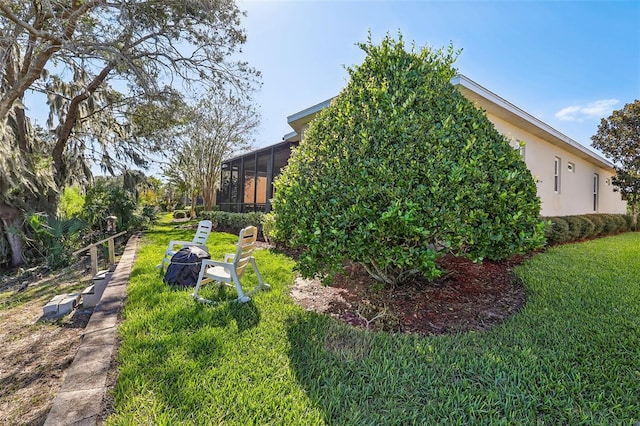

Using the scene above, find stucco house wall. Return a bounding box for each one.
[489,114,625,216]
[450,75,626,217]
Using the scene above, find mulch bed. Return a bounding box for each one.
[291,254,531,336]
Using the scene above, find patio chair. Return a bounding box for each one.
[158,220,213,272]
[191,225,270,304]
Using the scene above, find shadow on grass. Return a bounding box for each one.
[187,285,262,333]
[285,311,382,424]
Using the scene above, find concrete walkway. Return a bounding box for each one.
[44,234,140,426]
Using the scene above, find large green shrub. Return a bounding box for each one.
[272,34,545,286]
[58,185,85,219]
[83,179,137,231]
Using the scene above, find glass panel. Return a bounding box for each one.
[256,152,269,205]
[244,156,256,204]
[230,160,240,203]
[219,166,231,204]
[593,174,599,211]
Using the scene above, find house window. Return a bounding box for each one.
[517,140,526,160]
[567,162,575,173]
[554,157,561,193]
[593,173,599,212]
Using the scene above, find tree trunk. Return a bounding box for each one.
[0,203,24,267]
[190,189,197,219]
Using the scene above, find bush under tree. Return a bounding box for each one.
[272,34,545,286]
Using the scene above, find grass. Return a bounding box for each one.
[108,222,640,425]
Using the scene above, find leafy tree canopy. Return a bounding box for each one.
[162,89,259,215]
[273,33,544,286]
[591,100,640,226]
[0,0,258,266]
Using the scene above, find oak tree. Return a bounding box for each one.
[0,0,257,266]
[591,100,640,228]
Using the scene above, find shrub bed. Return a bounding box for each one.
[200,211,265,237]
[544,213,631,245]
[172,210,188,219]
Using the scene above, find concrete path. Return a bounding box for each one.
[44,234,140,426]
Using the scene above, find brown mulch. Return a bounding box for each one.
[290,254,530,336]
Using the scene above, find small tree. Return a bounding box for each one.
[591,100,640,229]
[272,34,544,286]
[162,90,259,216]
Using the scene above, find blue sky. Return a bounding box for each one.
[236,0,640,153]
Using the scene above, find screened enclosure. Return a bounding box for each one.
[217,140,297,212]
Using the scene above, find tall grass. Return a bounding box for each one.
[108,225,640,425]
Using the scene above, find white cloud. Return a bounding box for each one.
[555,99,619,121]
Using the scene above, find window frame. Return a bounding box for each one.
[593,173,599,212]
[554,157,561,193]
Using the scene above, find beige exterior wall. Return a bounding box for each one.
[488,114,626,216]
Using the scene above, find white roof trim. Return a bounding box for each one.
[451,74,613,168]
[283,131,298,142]
[287,98,333,124]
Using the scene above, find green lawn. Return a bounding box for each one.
[107,223,640,425]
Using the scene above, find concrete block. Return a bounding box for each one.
[92,270,111,298]
[43,301,60,316]
[43,294,69,316]
[57,293,81,316]
[81,285,100,308]
[44,387,103,426]
[93,270,109,281]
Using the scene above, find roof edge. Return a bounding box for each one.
[452,74,614,169]
[287,98,333,124]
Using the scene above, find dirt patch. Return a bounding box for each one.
[290,254,529,336]
[0,264,93,426]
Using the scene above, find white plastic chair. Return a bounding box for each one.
[158,220,213,272]
[191,226,270,304]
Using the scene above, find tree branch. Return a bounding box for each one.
[52,62,115,185]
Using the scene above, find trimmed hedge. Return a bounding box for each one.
[200,211,265,236]
[173,210,188,219]
[544,213,631,246]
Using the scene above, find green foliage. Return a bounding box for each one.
[110,226,640,424]
[173,210,188,219]
[544,214,630,245]
[273,33,544,286]
[261,213,276,244]
[140,206,158,225]
[585,214,604,236]
[83,177,142,232]
[564,216,595,240]
[200,211,265,236]
[591,100,640,227]
[58,185,85,219]
[25,212,87,268]
[544,217,570,245]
